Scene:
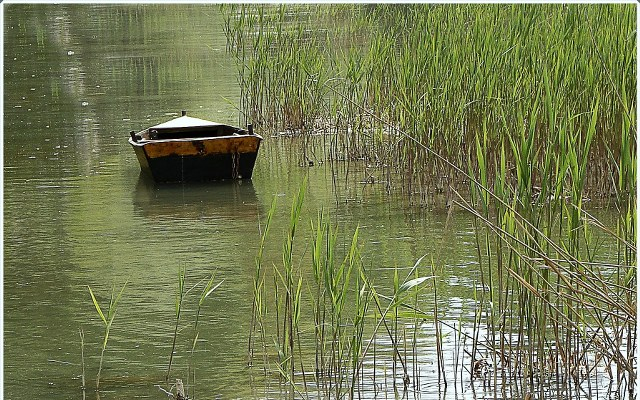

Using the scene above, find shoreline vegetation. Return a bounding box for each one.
[222,3,636,399]
[223,3,635,201]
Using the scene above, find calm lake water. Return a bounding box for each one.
[3,5,625,400]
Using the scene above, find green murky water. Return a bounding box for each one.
[3,5,627,400]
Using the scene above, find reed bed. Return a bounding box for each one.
[228,4,636,399]
[245,179,635,398]
[224,3,635,201]
[247,183,438,398]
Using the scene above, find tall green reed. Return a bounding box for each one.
[248,195,277,369]
[188,271,223,394]
[247,179,435,398]
[224,4,634,202]
[279,176,307,382]
[87,282,127,390]
[166,267,186,382]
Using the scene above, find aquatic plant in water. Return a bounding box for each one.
[166,267,223,396]
[87,282,127,390]
[223,3,635,202]
[248,181,436,398]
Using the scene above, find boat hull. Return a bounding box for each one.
[129,135,261,183]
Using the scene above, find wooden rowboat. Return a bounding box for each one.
[128,111,262,183]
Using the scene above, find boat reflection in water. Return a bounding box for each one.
[133,174,261,221]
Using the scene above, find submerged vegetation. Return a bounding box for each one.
[225,3,636,399]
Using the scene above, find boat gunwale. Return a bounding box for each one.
[128,133,264,147]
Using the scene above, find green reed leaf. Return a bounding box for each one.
[88,286,107,326]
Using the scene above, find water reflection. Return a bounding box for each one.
[133,177,261,221]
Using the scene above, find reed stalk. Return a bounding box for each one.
[166,267,186,382]
[87,282,127,390]
[188,272,223,393]
[79,328,86,391]
[248,195,277,370]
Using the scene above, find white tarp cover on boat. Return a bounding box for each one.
[149,115,226,131]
